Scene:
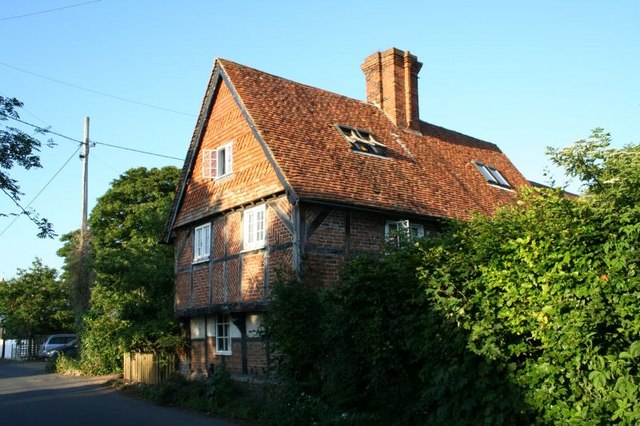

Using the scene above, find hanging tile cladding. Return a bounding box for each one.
[174,81,284,228]
[218,59,531,221]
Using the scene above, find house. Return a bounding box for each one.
[163,47,531,376]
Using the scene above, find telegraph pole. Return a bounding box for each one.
[75,116,91,314]
[80,116,90,244]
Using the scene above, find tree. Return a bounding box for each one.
[57,230,93,314]
[417,129,640,423]
[79,166,181,373]
[0,258,73,339]
[0,95,55,238]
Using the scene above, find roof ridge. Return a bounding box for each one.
[216,57,375,109]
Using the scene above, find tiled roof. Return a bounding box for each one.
[165,57,531,240]
[217,59,530,220]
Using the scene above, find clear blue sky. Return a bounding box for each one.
[1,0,638,279]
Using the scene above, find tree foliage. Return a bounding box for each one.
[418,129,640,423]
[0,95,54,238]
[78,166,182,374]
[262,247,527,425]
[57,230,93,314]
[0,258,73,338]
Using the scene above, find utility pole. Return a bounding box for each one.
[80,116,90,244]
[75,116,91,314]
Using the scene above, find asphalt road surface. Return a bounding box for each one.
[0,360,245,426]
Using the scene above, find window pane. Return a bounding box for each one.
[489,167,510,187]
[202,150,216,178]
[194,224,210,260]
[244,206,266,249]
[218,148,226,176]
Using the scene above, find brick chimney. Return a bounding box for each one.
[361,48,423,130]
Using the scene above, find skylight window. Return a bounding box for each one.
[473,161,511,189]
[338,125,387,156]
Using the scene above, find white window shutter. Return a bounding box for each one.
[202,150,217,178]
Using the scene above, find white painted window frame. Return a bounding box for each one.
[215,314,232,355]
[243,204,266,251]
[385,220,425,245]
[193,223,211,262]
[202,142,233,179]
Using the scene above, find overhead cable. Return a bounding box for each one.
[1,114,184,161]
[0,62,196,117]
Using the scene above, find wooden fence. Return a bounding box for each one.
[123,352,176,384]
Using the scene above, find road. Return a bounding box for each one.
[0,360,245,426]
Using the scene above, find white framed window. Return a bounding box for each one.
[215,314,231,355]
[473,161,511,189]
[193,223,211,262]
[202,142,233,179]
[385,220,424,246]
[243,204,266,250]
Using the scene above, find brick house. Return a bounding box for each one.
[163,47,531,376]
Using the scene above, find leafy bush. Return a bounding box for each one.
[263,247,528,425]
[121,370,260,421]
[417,132,640,423]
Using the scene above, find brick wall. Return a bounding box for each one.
[304,206,387,286]
[190,340,207,375]
[174,195,294,313]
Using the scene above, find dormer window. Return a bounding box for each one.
[338,125,387,156]
[473,161,511,189]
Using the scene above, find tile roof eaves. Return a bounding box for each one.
[299,196,452,223]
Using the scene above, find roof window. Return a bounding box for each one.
[473,161,511,189]
[338,125,387,156]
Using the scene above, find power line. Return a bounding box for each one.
[0,0,101,22]
[2,114,185,161]
[0,62,196,117]
[0,145,82,237]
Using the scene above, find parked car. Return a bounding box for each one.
[43,338,79,360]
[38,334,76,358]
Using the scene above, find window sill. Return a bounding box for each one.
[487,183,515,192]
[214,173,234,183]
[241,244,265,254]
[192,257,210,265]
[216,351,232,356]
